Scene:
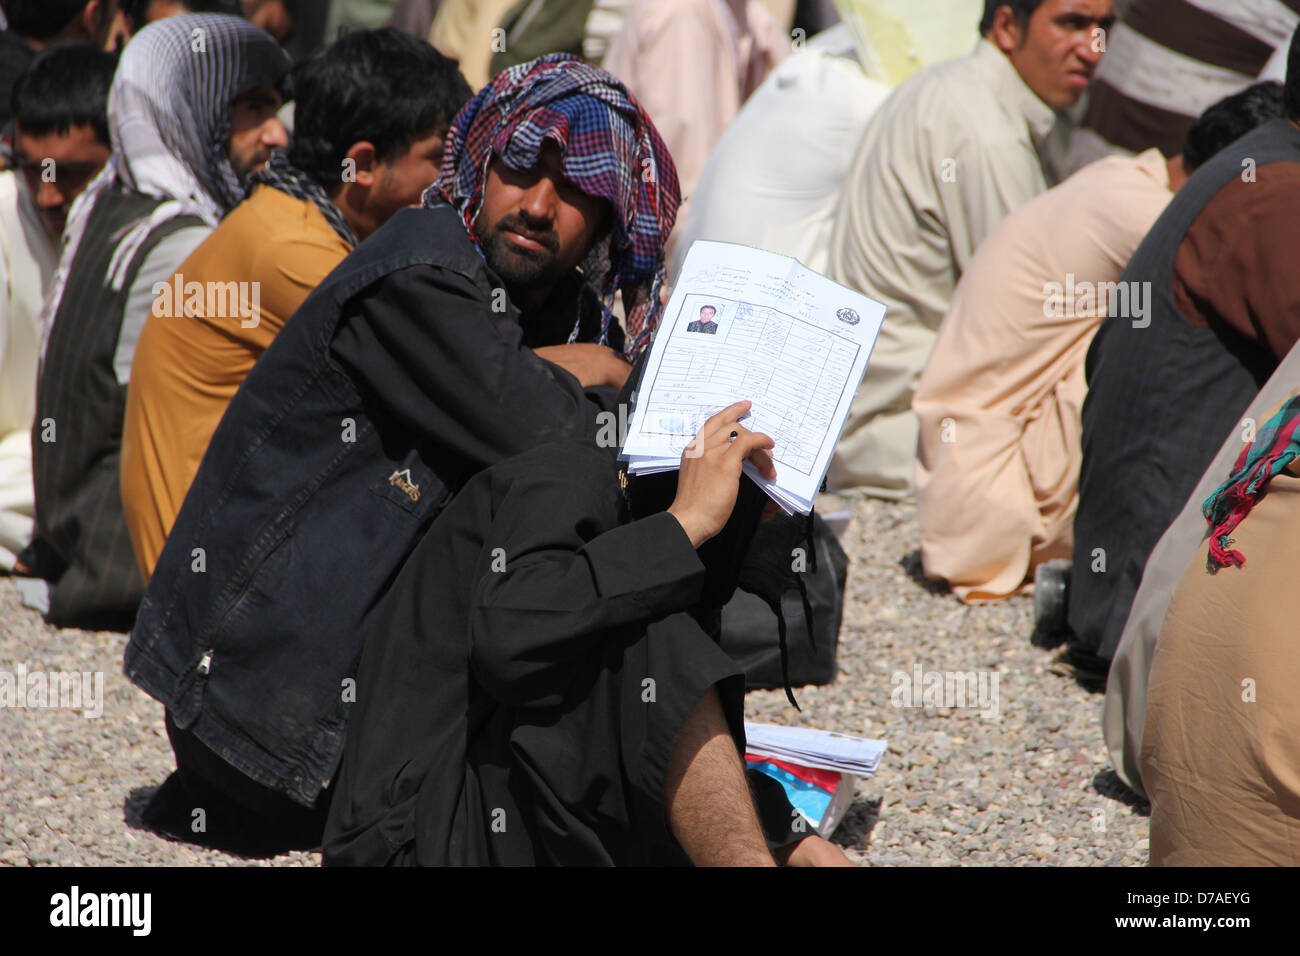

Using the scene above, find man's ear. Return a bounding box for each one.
[84,0,113,47]
[987,4,1026,55]
[343,141,380,187]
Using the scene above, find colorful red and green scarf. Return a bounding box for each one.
[1202,395,1300,571]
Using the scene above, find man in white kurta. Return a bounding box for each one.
[913,148,1173,601]
[827,0,1114,498]
[669,22,891,278]
[0,171,58,569]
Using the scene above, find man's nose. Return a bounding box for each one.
[518,176,558,223]
[263,117,290,149]
[36,180,66,211]
[1077,29,1105,67]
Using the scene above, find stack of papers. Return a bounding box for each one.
[620,240,885,514]
[744,722,888,778]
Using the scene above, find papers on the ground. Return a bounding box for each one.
[743,721,888,778]
[620,240,885,514]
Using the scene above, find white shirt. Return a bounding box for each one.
[0,172,58,433]
[670,24,892,279]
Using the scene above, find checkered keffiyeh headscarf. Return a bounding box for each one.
[422,54,681,357]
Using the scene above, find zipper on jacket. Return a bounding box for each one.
[197,650,213,675]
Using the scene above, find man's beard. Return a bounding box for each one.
[479,214,561,292]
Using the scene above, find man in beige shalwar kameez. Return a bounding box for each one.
[1143,392,1300,866]
[827,0,1113,499]
[912,81,1284,603]
[912,147,1173,601]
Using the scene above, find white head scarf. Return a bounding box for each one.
[40,13,290,346]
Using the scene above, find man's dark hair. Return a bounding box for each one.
[0,0,90,39]
[11,43,117,144]
[1182,81,1285,172]
[979,0,1044,35]
[287,26,472,190]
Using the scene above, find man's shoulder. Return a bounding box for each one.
[185,187,338,271]
[362,204,487,278]
[1028,150,1170,218]
[312,203,492,307]
[237,185,341,239]
[881,45,1001,111]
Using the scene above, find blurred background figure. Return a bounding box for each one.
[913,82,1284,606]
[827,0,1114,501]
[670,2,891,278]
[427,0,518,89]
[833,0,983,85]
[1,0,129,134]
[22,13,290,630]
[0,45,116,571]
[385,0,438,39]
[602,0,790,256]
[120,28,471,580]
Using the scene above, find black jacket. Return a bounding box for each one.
[124,203,618,806]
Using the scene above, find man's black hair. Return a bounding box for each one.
[0,0,89,39]
[1183,81,1285,172]
[11,43,117,144]
[979,0,1045,35]
[118,0,146,27]
[287,26,472,190]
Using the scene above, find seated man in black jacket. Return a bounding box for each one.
[324,402,853,866]
[126,54,681,852]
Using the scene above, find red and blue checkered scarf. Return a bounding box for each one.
[422,54,680,357]
[1202,395,1300,570]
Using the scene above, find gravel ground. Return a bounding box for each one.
[0,494,1148,866]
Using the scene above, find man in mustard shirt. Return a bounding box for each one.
[120,27,471,578]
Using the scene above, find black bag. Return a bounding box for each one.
[720,511,847,696]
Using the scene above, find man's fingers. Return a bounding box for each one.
[746,446,776,480]
[697,401,752,442]
[729,429,775,467]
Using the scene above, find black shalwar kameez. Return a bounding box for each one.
[323,440,798,865]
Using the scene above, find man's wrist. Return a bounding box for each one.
[666,506,709,549]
